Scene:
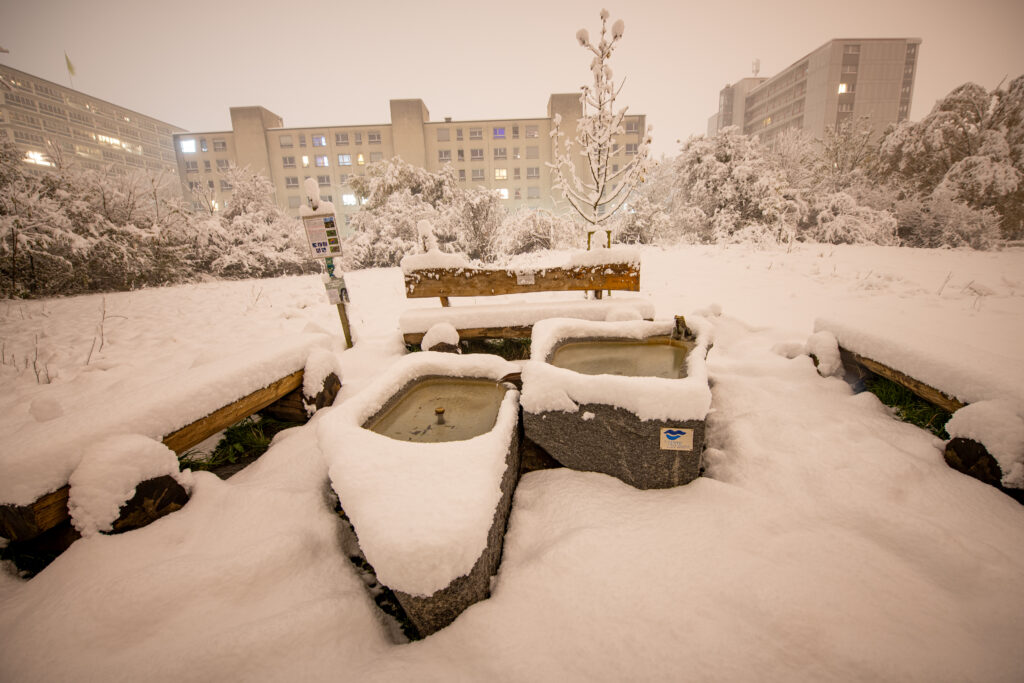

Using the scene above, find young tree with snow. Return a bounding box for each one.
[548,9,652,247]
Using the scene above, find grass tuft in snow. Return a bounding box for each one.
[178,416,301,473]
[865,375,952,439]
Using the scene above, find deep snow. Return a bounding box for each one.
[1,244,1023,682]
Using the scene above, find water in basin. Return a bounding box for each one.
[367,377,508,442]
[549,338,693,379]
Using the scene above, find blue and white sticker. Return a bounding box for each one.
[660,427,693,451]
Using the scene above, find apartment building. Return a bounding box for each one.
[0,64,183,176]
[173,94,647,221]
[710,38,921,144]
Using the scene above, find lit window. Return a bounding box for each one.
[495,168,507,180]
[315,155,329,167]
[336,132,349,145]
[471,148,483,161]
[280,135,293,148]
[493,127,505,139]
[469,127,482,140]
[302,155,310,167]
[338,154,352,166]
[494,148,507,160]
[368,131,382,144]
[369,152,383,162]
[526,146,539,159]
[471,168,484,181]
[527,186,540,199]
[24,150,52,166]
[179,139,196,153]
[285,176,299,188]
[526,167,540,179]
[525,125,539,138]
[313,135,327,147]
[356,153,365,165]
[213,139,227,151]
[497,188,509,199]
[837,83,848,94]
[437,128,450,142]
[317,174,330,186]
[283,156,296,168]
[342,193,357,206]
[439,150,452,162]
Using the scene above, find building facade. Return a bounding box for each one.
[173,95,647,221]
[710,38,921,144]
[0,64,183,176]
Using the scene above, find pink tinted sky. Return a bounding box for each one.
[2,0,1022,158]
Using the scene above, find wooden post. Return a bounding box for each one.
[324,275,353,348]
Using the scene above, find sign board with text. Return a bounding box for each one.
[302,213,343,259]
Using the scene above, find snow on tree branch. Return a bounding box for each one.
[548,9,652,229]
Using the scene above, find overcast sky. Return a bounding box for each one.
[3,0,1023,158]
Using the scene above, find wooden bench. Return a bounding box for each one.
[0,369,340,544]
[399,257,653,346]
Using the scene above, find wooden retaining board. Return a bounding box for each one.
[0,369,308,542]
[838,347,965,413]
[404,263,640,300]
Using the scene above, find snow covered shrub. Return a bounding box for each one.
[343,190,436,269]
[615,196,674,245]
[493,209,575,257]
[894,195,1002,249]
[810,192,898,245]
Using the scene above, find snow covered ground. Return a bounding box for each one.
[2,243,1024,681]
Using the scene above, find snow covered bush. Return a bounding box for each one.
[893,194,1002,249]
[492,208,575,256]
[810,192,898,245]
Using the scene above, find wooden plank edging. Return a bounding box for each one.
[839,347,965,413]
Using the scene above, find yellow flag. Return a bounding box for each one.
[64,52,75,77]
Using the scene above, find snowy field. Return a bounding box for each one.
[2,243,1024,681]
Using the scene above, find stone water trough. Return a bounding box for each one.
[319,352,522,637]
[522,316,712,489]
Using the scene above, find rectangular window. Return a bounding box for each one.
[216,159,229,171]
[527,186,540,199]
[494,168,507,180]
[317,174,330,186]
[439,149,452,162]
[842,65,858,74]
[184,160,198,172]
[526,146,539,159]
[299,134,307,147]
[280,134,293,147]
[625,120,639,134]
[369,152,383,162]
[342,193,357,206]
[338,173,349,184]
[354,132,363,145]
[512,125,520,139]
[625,143,638,155]
[471,148,484,161]
[838,103,854,113]
[220,179,232,191]
[179,139,196,153]
[469,127,482,140]
[315,155,329,167]
[458,169,466,181]
[514,188,522,200]
[471,168,485,181]
[844,44,861,54]
[188,181,200,191]
[526,167,540,179]
[283,155,296,168]
[285,176,299,188]
[457,149,465,162]
[302,155,310,168]
[338,153,352,166]
[525,125,539,138]
[213,139,227,151]
[437,128,450,142]
[336,132,349,145]
[497,188,509,199]
[208,180,215,190]
[312,134,327,147]
[200,138,208,152]
[367,131,382,144]
[513,168,521,180]
[493,127,505,139]
[513,147,521,160]
[456,128,463,141]
[203,160,211,172]
[356,153,365,165]
[494,147,507,160]
[838,83,849,94]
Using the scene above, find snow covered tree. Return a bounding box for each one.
[548,9,652,244]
